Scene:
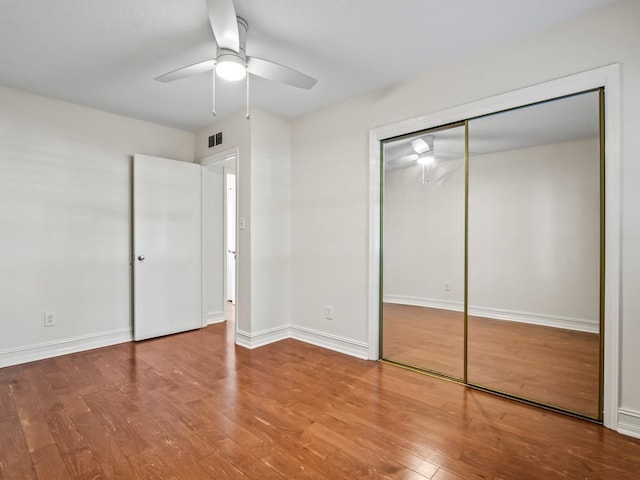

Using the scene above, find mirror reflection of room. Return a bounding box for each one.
[381,90,602,420]
[467,91,601,418]
[382,124,466,379]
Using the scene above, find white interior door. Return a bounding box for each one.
[226,171,236,303]
[133,154,202,341]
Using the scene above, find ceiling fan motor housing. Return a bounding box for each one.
[215,17,248,80]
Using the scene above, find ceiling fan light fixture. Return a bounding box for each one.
[216,53,246,81]
[417,155,435,166]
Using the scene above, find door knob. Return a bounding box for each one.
[137,255,145,262]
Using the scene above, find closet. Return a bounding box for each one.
[380,89,603,420]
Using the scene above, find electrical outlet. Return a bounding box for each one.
[325,305,334,320]
[444,282,451,291]
[44,312,56,327]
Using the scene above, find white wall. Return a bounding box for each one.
[249,109,292,334]
[196,108,292,342]
[0,85,194,366]
[291,0,640,425]
[469,138,600,325]
[383,157,465,307]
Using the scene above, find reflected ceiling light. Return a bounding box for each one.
[411,138,430,154]
[417,155,435,166]
[216,53,247,81]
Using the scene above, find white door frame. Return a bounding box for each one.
[201,148,239,327]
[368,64,621,430]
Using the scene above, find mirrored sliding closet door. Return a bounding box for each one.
[380,89,604,420]
[381,123,466,379]
[466,91,603,418]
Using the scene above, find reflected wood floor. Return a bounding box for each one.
[382,304,600,418]
[2,311,639,479]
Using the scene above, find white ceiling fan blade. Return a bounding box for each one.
[387,153,418,164]
[247,57,317,89]
[206,0,240,52]
[434,151,463,158]
[154,59,216,83]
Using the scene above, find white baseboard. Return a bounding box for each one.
[469,305,598,333]
[235,324,369,360]
[290,325,369,360]
[618,408,640,439]
[0,328,133,368]
[235,325,290,349]
[384,295,463,312]
[384,295,598,333]
[205,310,226,325]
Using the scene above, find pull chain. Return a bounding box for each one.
[211,69,216,117]
[246,71,250,119]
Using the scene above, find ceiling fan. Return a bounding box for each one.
[386,135,466,183]
[387,135,464,169]
[155,0,317,117]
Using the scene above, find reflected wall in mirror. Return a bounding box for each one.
[467,91,602,418]
[381,124,465,379]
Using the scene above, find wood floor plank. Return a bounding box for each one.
[0,415,37,479]
[72,411,139,480]
[432,469,467,480]
[1,308,639,480]
[80,390,149,457]
[30,444,71,480]
[127,409,214,480]
[198,449,249,480]
[128,448,180,480]
[60,446,105,480]
[211,436,287,479]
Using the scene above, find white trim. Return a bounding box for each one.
[0,328,133,368]
[234,324,369,360]
[384,295,464,313]
[369,64,621,429]
[468,306,598,334]
[384,295,598,333]
[601,65,622,431]
[290,325,369,360]
[205,310,226,325]
[235,325,290,349]
[200,147,239,167]
[368,129,382,360]
[618,408,640,440]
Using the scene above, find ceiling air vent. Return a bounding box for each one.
[208,132,223,148]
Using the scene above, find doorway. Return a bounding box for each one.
[226,171,236,304]
[201,149,238,336]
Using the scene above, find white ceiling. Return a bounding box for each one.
[0,0,618,132]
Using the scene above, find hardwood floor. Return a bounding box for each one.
[382,304,465,379]
[382,303,600,418]
[2,308,639,479]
